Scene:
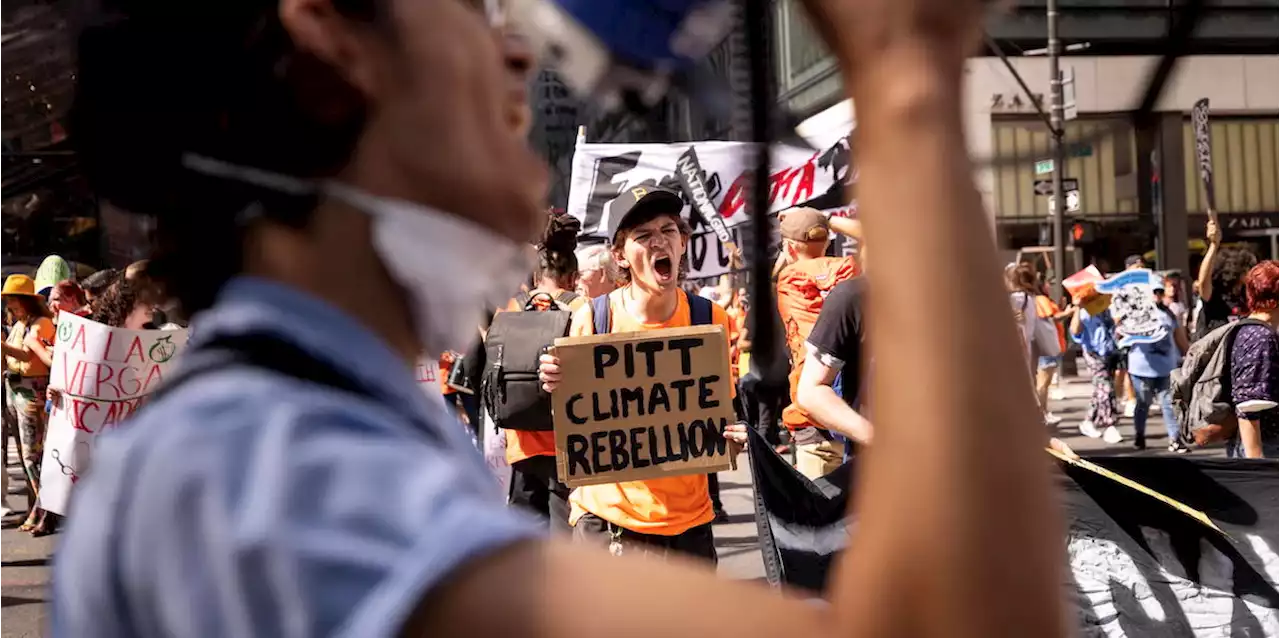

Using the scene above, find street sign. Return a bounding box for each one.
[1048,189,1081,214]
[1033,178,1079,196]
[1063,67,1079,122]
[1035,159,1054,175]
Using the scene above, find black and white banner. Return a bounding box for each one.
[567,139,856,280]
[748,430,1280,637]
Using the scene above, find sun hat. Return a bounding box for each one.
[2,275,41,297]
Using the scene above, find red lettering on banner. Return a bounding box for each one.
[69,324,87,353]
[71,398,100,433]
[718,175,746,219]
[794,157,816,203]
[101,331,115,361]
[64,395,147,434]
[142,365,164,394]
[123,337,146,365]
[719,154,822,220]
[416,363,437,384]
[117,366,142,396]
[94,363,115,398]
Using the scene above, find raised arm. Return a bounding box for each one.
[805,0,1065,634]
[417,2,1063,638]
[1196,215,1221,302]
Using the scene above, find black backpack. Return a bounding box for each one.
[482,291,583,431]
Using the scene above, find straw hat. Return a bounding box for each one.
[2,275,41,297]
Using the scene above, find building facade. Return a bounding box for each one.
[778,0,1279,275]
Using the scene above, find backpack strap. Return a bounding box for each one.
[591,294,611,335]
[687,290,714,326]
[152,333,373,404]
[556,290,580,306]
[515,291,531,309]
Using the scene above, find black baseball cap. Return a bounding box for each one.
[605,186,684,242]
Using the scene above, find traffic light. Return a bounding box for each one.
[1070,220,1096,244]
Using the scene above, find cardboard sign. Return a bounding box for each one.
[551,325,735,488]
[39,312,189,514]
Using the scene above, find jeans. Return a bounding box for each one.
[1130,375,1176,443]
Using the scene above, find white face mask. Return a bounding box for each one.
[328,186,530,353]
[184,154,531,354]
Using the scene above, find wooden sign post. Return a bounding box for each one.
[551,325,736,488]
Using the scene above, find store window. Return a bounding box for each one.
[1182,117,1278,214]
[990,117,1139,220]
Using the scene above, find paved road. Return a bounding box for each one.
[1,371,1215,636]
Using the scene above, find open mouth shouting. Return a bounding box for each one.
[652,254,675,285]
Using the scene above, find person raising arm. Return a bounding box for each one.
[436,2,1065,638]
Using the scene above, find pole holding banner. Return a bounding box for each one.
[675,146,744,270]
[1191,98,1216,225]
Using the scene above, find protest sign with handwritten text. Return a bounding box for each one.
[551,325,735,488]
[38,312,188,514]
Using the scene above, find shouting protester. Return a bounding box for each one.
[55,1,1065,637]
[538,186,739,559]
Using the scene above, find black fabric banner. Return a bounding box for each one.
[747,430,1280,635]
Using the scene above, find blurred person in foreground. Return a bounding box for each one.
[54,1,1064,637]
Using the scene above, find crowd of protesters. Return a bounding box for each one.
[2,255,184,534]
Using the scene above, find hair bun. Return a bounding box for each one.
[541,214,581,255]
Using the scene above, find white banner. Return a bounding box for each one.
[415,357,443,398]
[567,138,856,279]
[39,313,189,514]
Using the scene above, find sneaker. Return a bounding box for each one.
[713,506,730,524]
[1169,441,1190,454]
[1078,421,1102,438]
[1044,412,1063,426]
[1133,437,1146,451]
[1102,425,1123,444]
[1123,400,1136,418]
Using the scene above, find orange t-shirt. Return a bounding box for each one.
[776,256,858,430]
[438,353,456,395]
[724,303,744,383]
[567,288,735,536]
[502,292,587,465]
[1034,295,1067,352]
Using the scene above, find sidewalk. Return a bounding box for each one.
[2,449,55,638]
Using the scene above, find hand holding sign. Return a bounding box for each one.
[1206,214,1222,245]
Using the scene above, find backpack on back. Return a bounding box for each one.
[1171,318,1273,446]
[482,291,583,431]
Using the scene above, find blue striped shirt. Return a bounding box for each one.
[52,277,538,637]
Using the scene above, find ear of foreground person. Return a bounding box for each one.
[402,4,1064,638]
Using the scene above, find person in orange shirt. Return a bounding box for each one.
[774,208,861,479]
[1033,287,1074,427]
[500,213,587,533]
[538,186,740,561]
[2,275,56,533]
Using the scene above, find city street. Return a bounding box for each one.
[0,371,1211,636]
